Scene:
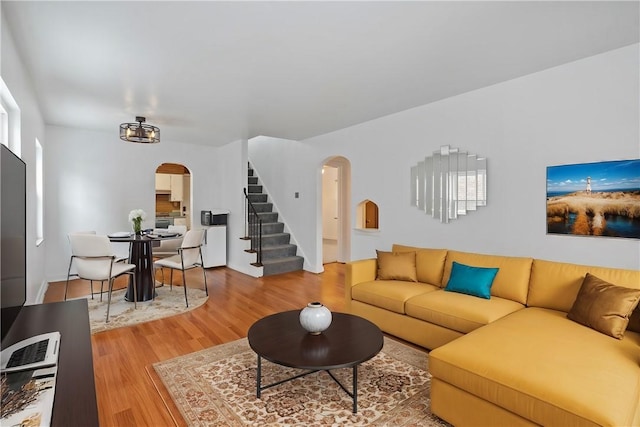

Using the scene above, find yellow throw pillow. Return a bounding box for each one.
[628,307,640,333]
[567,273,640,339]
[376,250,417,282]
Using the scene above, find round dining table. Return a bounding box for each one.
[108,233,181,302]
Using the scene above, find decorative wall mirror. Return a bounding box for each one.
[410,145,487,223]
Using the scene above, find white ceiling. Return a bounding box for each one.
[3,1,639,147]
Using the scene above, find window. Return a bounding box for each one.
[0,78,21,156]
[36,138,44,245]
[0,102,7,148]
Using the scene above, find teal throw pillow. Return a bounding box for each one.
[445,261,499,299]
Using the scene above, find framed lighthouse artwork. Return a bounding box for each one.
[546,159,640,239]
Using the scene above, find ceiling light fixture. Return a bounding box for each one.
[119,116,160,144]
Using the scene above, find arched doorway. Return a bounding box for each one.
[154,163,191,230]
[322,156,351,264]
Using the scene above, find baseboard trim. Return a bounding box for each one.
[35,279,49,304]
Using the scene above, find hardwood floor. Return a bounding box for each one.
[44,263,347,426]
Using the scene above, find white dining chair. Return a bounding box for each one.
[66,231,100,299]
[153,229,208,307]
[65,234,137,322]
[152,225,187,259]
[66,231,131,301]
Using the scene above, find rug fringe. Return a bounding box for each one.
[145,364,185,427]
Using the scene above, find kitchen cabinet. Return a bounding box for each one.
[174,217,187,227]
[170,174,183,202]
[155,174,171,191]
[156,173,184,202]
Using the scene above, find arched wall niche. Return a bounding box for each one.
[356,199,379,229]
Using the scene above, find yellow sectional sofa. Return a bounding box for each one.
[345,244,640,426]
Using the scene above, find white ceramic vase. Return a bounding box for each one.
[299,302,332,335]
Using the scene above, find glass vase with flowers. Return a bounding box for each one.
[128,209,147,235]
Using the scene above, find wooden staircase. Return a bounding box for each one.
[245,166,304,276]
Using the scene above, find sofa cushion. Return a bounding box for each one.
[444,261,499,299]
[528,259,640,313]
[443,251,532,304]
[351,280,438,314]
[392,245,447,286]
[429,307,640,427]
[567,273,640,339]
[406,290,524,334]
[376,250,417,282]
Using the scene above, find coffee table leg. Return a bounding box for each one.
[256,354,262,398]
[352,365,358,413]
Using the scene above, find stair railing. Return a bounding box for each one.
[243,187,263,266]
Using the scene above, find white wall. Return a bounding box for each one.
[4,7,639,295]
[1,13,47,304]
[213,138,253,276]
[44,126,247,281]
[2,4,253,290]
[250,44,640,272]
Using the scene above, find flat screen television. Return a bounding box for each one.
[1,144,27,342]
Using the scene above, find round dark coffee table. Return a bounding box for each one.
[247,310,383,413]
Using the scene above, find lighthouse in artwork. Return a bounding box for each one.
[586,176,592,195]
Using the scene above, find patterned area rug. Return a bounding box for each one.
[87,286,208,334]
[150,337,450,426]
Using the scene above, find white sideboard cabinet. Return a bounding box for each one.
[201,225,227,267]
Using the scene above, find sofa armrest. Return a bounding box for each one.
[345,258,377,301]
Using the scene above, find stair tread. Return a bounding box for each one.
[261,244,296,250]
[261,256,304,265]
